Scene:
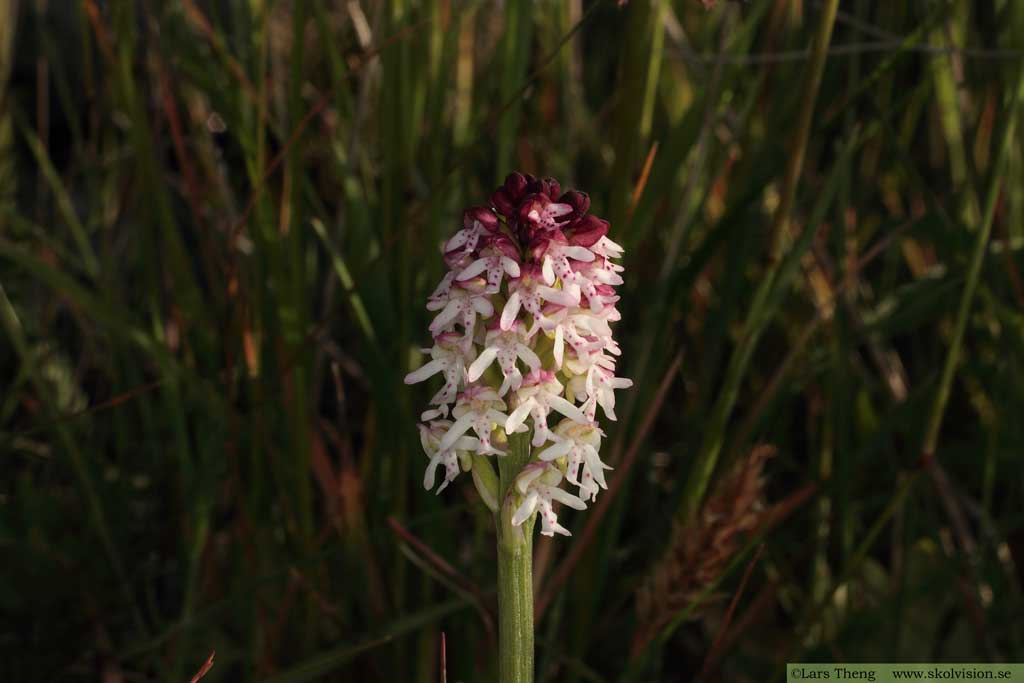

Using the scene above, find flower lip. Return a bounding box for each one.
[517,194,573,233]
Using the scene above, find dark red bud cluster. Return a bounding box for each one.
[488,172,608,258]
[490,171,561,215]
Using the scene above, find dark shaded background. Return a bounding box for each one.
[2,1,1023,681]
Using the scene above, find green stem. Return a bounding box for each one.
[497,520,534,683]
[496,431,534,683]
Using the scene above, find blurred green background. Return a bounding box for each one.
[2,0,1024,681]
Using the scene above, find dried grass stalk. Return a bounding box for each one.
[634,444,775,650]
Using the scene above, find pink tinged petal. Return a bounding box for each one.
[424,454,443,490]
[438,412,475,453]
[548,202,573,219]
[542,257,556,285]
[547,394,587,423]
[539,286,578,307]
[595,269,623,286]
[429,300,461,334]
[595,236,624,256]
[486,269,502,292]
[419,428,436,456]
[500,292,521,331]
[562,452,583,480]
[537,439,573,461]
[515,465,546,494]
[502,257,520,278]
[548,485,588,510]
[485,408,511,426]
[517,344,541,370]
[543,522,571,537]
[497,347,516,375]
[520,291,542,317]
[470,297,492,317]
[537,500,570,537]
[505,400,533,434]
[511,490,540,527]
[420,406,448,421]
[597,390,617,421]
[467,347,498,382]
[553,325,565,368]
[610,376,634,389]
[405,358,445,384]
[428,272,456,303]
[445,364,464,385]
[454,436,480,453]
[459,321,476,350]
[562,246,595,262]
[445,229,471,252]
[530,413,553,447]
[583,444,610,489]
[431,380,459,406]
[457,259,489,281]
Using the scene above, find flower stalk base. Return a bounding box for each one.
[496,431,534,683]
[497,518,534,683]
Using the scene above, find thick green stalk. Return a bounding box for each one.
[497,523,534,683]
[496,431,535,683]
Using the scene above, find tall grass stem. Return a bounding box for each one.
[921,65,1024,458]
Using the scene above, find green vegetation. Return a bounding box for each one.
[2,1,1023,681]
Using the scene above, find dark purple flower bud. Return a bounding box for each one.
[543,178,561,200]
[567,215,608,247]
[484,233,521,261]
[558,190,590,221]
[523,176,545,196]
[505,172,529,197]
[491,188,516,217]
[464,206,499,232]
[491,172,530,217]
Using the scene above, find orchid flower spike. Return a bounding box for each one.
[405,172,632,537]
